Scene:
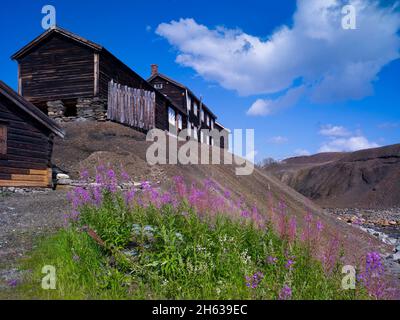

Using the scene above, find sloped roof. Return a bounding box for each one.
[11,26,103,60]
[148,73,217,119]
[0,81,65,138]
[11,27,183,115]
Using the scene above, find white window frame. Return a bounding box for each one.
[186,94,191,112]
[154,83,163,90]
[201,110,204,122]
[177,114,183,130]
[194,103,198,116]
[168,107,176,126]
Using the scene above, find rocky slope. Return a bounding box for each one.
[263,144,400,209]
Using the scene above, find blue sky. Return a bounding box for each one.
[1,0,399,162]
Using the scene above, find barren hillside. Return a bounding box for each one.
[263,144,400,209]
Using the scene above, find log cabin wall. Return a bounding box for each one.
[17,34,95,108]
[0,95,54,187]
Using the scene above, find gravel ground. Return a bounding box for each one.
[0,189,68,293]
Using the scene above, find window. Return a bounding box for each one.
[206,115,210,127]
[178,114,183,130]
[201,110,204,122]
[211,120,214,130]
[168,107,176,125]
[187,120,191,136]
[154,83,163,90]
[194,103,198,116]
[186,95,192,112]
[0,125,7,154]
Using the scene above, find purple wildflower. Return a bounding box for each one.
[279,285,292,300]
[7,279,18,287]
[267,256,278,265]
[245,272,264,289]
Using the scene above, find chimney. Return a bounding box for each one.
[151,64,159,76]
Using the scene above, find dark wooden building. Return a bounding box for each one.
[148,65,221,145]
[0,81,64,187]
[11,26,184,131]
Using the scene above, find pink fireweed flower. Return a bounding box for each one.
[301,213,314,245]
[316,220,324,233]
[121,170,130,182]
[173,176,187,198]
[241,210,250,218]
[279,285,292,300]
[80,169,89,181]
[288,216,297,243]
[322,235,341,274]
[123,189,136,206]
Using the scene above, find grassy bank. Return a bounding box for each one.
[13,167,385,300]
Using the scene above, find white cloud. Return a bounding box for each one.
[319,136,380,152]
[156,0,400,112]
[294,149,311,156]
[247,86,305,116]
[268,136,289,144]
[319,124,351,137]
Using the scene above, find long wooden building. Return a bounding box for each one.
[11,26,229,147]
[0,81,64,187]
[11,26,185,131]
[148,65,229,148]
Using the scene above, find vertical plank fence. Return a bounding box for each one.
[107,80,156,131]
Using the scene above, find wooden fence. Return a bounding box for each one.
[107,80,156,131]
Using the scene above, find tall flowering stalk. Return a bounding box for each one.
[358,252,386,299]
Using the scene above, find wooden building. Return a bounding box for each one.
[11,26,184,132]
[147,65,229,147]
[0,81,64,187]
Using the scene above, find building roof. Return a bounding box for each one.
[0,81,65,138]
[11,26,103,60]
[148,73,217,119]
[11,26,183,115]
[215,121,231,133]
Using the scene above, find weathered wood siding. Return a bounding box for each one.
[107,81,155,131]
[18,34,95,104]
[149,76,187,114]
[0,95,53,187]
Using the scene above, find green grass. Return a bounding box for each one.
[14,193,367,300]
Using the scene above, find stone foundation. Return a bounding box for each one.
[76,97,107,121]
[47,100,65,121]
[46,97,107,122]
